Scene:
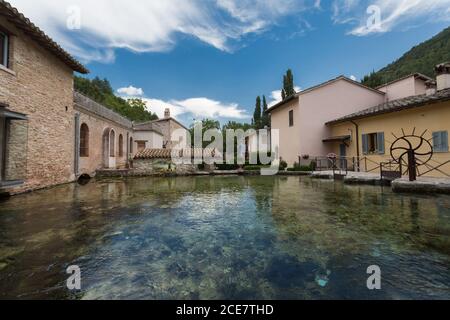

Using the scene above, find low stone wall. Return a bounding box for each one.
[133,158,197,175]
[392,178,450,194]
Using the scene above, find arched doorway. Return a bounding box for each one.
[102,127,117,169]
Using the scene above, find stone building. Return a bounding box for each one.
[0,0,88,193]
[0,1,173,194]
[136,108,190,149]
[74,92,133,177]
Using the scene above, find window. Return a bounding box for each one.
[0,106,28,187]
[79,123,89,157]
[0,32,9,68]
[137,141,146,152]
[110,130,115,157]
[362,132,385,155]
[433,131,449,153]
[129,137,133,154]
[119,134,124,157]
[289,110,294,127]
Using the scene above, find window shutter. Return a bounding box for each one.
[442,131,449,152]
[377,132,385,154]
[362,134,368,155]
[433,132,440,151]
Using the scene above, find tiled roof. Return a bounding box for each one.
[326,88,450,125]
[0,0,88,74]
[134,148,220,160]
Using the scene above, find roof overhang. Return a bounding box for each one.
[0,0,89,74]
[266,94,299,114]
[322,135,351,143]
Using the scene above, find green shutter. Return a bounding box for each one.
[377,132,385,154]
[362,134,369,155]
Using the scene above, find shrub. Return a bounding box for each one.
[287,162,314,172]
[216,164,240,171]
[279,160,288,171]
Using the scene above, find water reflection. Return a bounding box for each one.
[0,176,449,299]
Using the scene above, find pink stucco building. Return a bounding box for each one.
[267,74,431,165]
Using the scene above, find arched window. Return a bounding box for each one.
[80,123,89,157]
[119,134,124,157]
[110,130,115,157]
[130,137,133,154]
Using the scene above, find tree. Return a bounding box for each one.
[253,96,262,129]
[74,76,158,122]
[261,95,270,128]
[283,69,295,98]
[189,119,221,148]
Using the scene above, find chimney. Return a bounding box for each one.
[435,62,450,91]
[425,80,437,96]
[164,108,170,119]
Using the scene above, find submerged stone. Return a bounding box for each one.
[264,255,319,288]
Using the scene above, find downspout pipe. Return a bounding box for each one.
[351,120,360,172]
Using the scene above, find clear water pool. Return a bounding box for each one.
[0,176,449,299]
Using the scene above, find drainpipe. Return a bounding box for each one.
[351,120,360,172]
[74,113,80,177]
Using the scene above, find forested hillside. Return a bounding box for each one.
[362,26,450,88]
[74,76,158,122]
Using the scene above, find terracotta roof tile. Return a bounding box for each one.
[134,148,221,160]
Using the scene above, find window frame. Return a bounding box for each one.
[0,31,9,68]
[433,131,449,153]
[136,141,146,152]
[119,134,124,157]
[289,110,294,127]
[79,123,89,157]
[0,106,28,188]
[362,132,385,155]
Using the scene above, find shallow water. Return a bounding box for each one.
[0,176,449,300]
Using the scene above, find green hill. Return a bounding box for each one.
[362,26,450,88]
[74,76,158,122]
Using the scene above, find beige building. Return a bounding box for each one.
[132,121,164,152]
[326,64,450,178]
[0,0,88,192]
[136,108,190,149]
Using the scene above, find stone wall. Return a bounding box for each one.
[75,93,134,177]
[134,158,197,175]
[0,16,75,193]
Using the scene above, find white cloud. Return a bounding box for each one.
[8,0,315,63]
[332,0,450,36]
[117,86,144,97]
[119,94,249,123]
[268,86,301,107]
[349,75,357,81]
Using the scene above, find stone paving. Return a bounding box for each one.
[312,170,450,194]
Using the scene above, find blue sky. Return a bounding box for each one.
[9,0,450,126]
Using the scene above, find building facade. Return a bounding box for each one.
[139,108,190,149]
[268,76,387,165]
[0,1,88,193]
[326,64,450,178]
[0,1,182,195]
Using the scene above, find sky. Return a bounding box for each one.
[8,0,450,126]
